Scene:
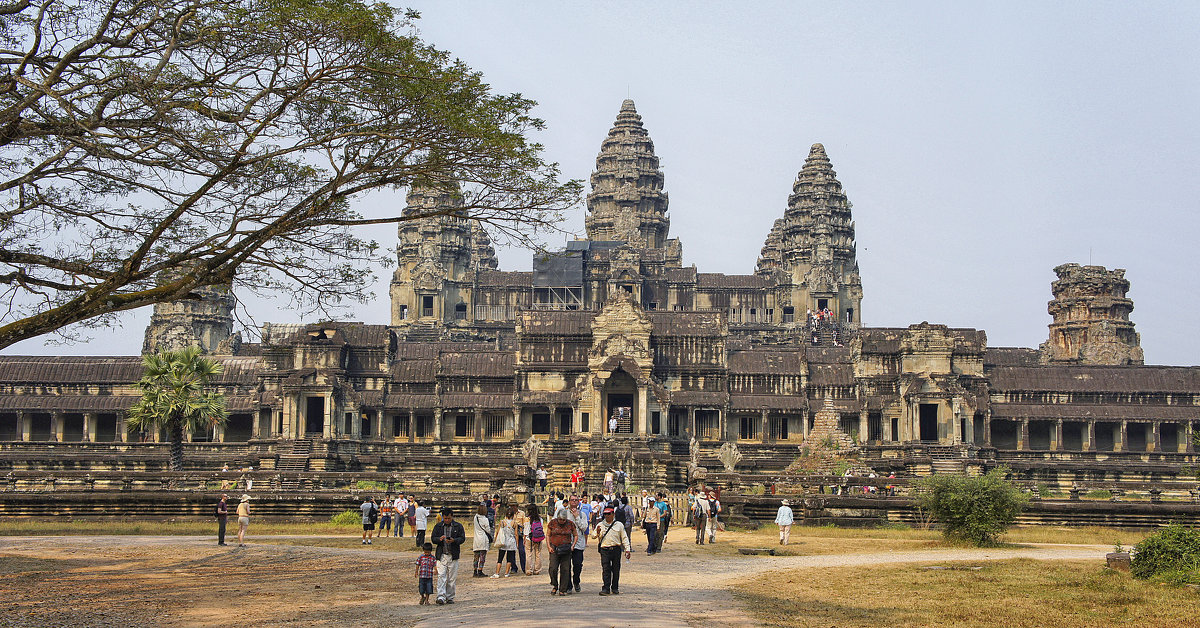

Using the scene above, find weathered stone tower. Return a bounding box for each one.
[1040,263,1143,365]
[142,281,238,355]
[756,143,864,327]
[583,99,682,264]
[389,183,498,326]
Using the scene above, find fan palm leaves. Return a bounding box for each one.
[128,346,227,471]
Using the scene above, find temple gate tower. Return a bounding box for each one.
[389,183,498,326]
[1040,263,1143,365]
[756,143,864,327]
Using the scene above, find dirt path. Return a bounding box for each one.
[0,534,1109,627]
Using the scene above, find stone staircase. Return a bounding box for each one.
[276,439,311,475]
[404,322,442,342]
[928,445,966,475]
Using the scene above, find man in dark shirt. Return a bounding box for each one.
[216,494,229,546]
[430,508,466,605]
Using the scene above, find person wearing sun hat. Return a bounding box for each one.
[236,494,251,547]
[775,499,794,545]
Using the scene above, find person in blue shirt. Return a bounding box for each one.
[653,493,672,552]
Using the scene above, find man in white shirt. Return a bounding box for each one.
[593,506,631,595]
[775,499,794,545]
[414,500,430,548]
[395,495,409,537]
[537,465,548,491]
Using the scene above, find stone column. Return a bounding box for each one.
[803,411,811,439]
[1052,419,1063,451]
[117,412,128,442]
[983,415,992,447]
[859,410,869,444]
[688,407,696,440]
[1151,422,1161,453]
[433,408,444,441]
[637,387,649,436]
[18,411,31,441]
[323,396,334,439]
[82,412,96,442]
[51,411,64,442]
[1084,420,1095,452]
[1116,420,1127,452]
[1017,419,1028,451]
[216,422,226,443]
[474,408,484,442]
[1185,421,1195,453]
[882,413,892,442]
[760,409,769,444]
[408,411,416,443]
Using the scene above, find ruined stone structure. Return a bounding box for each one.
[0,100,1196,493]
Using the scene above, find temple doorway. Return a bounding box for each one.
[919,403,938,442]
[305,397,325,437]
[604,369,637,434]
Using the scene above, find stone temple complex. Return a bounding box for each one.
[0,100,1196,498]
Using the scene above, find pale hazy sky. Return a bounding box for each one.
[6,1,1199,365]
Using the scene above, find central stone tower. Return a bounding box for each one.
[756,143,863,326]
[1040,263,1143,365]
[584,99,676,259]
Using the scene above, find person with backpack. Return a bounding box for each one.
[693,491,709,545]
[654,492,671,552]
[361,497,378,545]
[471,504,492,578]
[526,503,545,575]
[707,491,721,543]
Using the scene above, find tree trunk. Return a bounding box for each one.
[170,420,185,472]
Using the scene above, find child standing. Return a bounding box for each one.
[415,542,438,605]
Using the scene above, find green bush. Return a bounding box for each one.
[915,467,1028,546]
[1130,525,1200,584]
[330,509,362,526]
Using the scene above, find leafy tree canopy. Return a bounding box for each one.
[0,0,582,348]
[915,467,1028,546]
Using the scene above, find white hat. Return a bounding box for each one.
[240,494,252,502]
[781,499,791,506]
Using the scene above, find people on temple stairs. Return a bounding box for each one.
[432,508,465,605]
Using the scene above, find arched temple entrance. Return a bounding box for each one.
[603,369,637,434]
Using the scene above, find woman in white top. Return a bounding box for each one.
[471,504,492,578]
[491,505,519,577]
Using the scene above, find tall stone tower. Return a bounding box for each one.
[756,143,863,326]
[389,183,498,326]
[1040,263,1143,365]
[584,100,680,263]
[142,280,238,355]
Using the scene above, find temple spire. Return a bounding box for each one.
[584,99,670,249]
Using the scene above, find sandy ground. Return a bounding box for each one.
[0,532,1108,628]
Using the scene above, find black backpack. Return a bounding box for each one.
[369,504,379,524]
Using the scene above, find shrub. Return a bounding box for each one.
[915,467,1028,546]
[330,509,362,526]
[1130,525,1200,584]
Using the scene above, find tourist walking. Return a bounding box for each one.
[604,468,614,494]
[692,492,708,545]
[491,505,519,577]
[471,504,492,577]
[513,502,528,574]
[236,494,250,547]
[568,494,589,593]
[361,497,377,545]
[654,492,671,552]
[775,499,794,545]
[414,500,430,548]
[593,506,632,596]
[642,493,660,554]
[708,491,721,543]
[546,507,577,596]
[414,542,438,605]
[526,503,544,575]
[431,508,465,605]
[215,494,229,546]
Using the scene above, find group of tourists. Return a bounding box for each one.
[214,493,251,547]
[358,495,431,546]
[686,486,722,544]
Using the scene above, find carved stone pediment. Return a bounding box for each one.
[589,292,652,371]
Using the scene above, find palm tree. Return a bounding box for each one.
[127,346,227,471]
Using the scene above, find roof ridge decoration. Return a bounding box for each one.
[584,99,671,249]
